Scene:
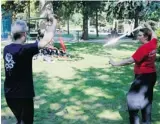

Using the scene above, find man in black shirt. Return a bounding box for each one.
[3,14,57,124]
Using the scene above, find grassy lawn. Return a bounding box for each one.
[55,33,109,39]
[1,41,160,124]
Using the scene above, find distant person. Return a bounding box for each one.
[113,28,117,37]
[110,28,114,38]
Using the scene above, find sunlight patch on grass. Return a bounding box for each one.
[83,87,114,99]
[34,99,47,109]
[56,105,89,121]
[33,61,76,78]
[1,41,160,124]
[85,96,98,102]
[97,75,110,80]
[61,98,68,103]
[92,103,103,108]
[155,122,160,124]
[154,88,159,92]
[74,100,82,106]
[66,105,83,115]
[35,93,47,99]
[1,108,13,117]
[69,97,77,102]
[70,54,109,69]
[50,103,61,111]
[97,110,122,120]
[45,82,74,94]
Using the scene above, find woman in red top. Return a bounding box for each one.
[109,21,157,124]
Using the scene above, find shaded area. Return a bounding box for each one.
[156,62,160,84]
[32,66,159,124]
[55,41,139,58]
[1,41,160,124]
[32,66,133,124]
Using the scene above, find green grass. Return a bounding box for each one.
[1,41,160,124]
[55,33,108,39]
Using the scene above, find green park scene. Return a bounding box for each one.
[1,0,160,124]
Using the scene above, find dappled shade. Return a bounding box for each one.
[1,41,160,124]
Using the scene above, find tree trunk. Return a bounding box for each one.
[82,2,88,40]
[133,8,139,40]
[67,17,70,34]
[39,1,53,30]
[28,1,30,38]
[95,9,99,37]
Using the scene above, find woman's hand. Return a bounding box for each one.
[109,58,117,66]
[144,21,157,39]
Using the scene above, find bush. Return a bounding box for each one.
[156,29,160,54]
[155,29,160,61]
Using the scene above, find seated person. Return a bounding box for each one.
[59,48,66,56]
[37,30,67,58]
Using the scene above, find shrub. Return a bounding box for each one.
[156,29,160,55]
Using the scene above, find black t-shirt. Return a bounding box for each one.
[3,42,39,98]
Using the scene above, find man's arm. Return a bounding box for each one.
[109,57,135,66]
[38,15,57,49]
[144,21,157,39]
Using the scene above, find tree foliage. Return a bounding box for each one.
[2,0,39,21]
[74,1,106,39]
[105,1,159,39]
[144,1,160,21]
[106,1,150,23]
[89,1,106,37]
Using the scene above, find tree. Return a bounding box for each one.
[71,1,89,40]
[89,1,106,37]
[81,1,90,40]
[60,1,77,34]
[106,1,151,39]
[38,1,53,31]
[2,0,39,29]
[144,1,160,21]
[50,1,76,34]
[75,1,106,40]
[70,13,83,27]
[2,1,28,21]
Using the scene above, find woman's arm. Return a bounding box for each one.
[144,21,157,39]
[109,57,135,66]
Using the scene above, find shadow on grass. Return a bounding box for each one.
[51,66,159,124]
[1,41,160,124]
[28,65,159,123]
[1,66,160,124]
[156,61,160,84]
[54,42,110,62]
[51,41,139,63]
[55,41,139,59]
